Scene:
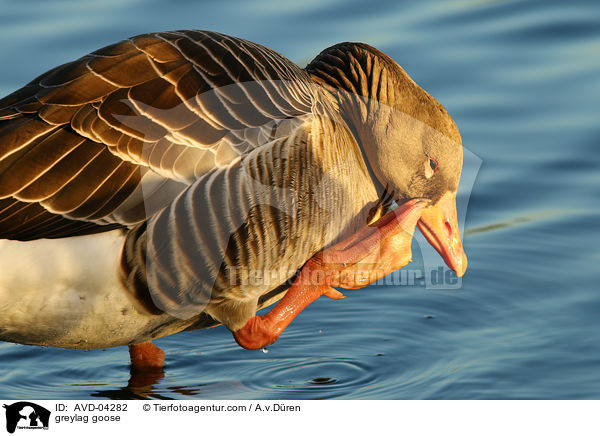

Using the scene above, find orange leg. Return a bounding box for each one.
[129,341,165,369]
[233,199,425,350]
[233,262,345,349]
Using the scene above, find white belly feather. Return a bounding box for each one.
[0,230,189,349]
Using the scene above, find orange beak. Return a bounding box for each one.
[417,192,468,277]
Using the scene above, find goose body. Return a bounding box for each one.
[0,30,467,358]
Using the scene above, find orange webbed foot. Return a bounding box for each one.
[233,199,425,349]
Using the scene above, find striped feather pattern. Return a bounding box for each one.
[120,112,378,328]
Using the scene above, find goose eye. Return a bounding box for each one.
[429,158,438,172]
[425,157,437,179]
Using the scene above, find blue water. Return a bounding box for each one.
[1,0,599,399]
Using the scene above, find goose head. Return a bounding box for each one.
[307,42,467,277]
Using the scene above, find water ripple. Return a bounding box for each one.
[242,357,376,399]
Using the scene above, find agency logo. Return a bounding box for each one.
[2,402,50,434]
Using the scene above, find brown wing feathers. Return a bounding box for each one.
[0,30,314,241]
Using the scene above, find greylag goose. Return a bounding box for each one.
[0,30,467,368]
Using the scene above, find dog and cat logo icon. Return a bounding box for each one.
[3,402,50,433]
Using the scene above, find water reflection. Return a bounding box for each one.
[91,367,165,400]
[464,210,563,236]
